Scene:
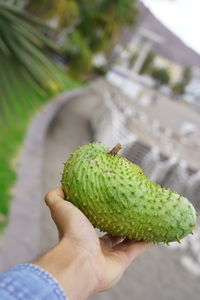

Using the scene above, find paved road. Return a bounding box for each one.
[42,89,200,300]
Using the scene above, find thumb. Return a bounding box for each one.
[45,187,92,239]
[45,186,65,207]
[45,187,77,238]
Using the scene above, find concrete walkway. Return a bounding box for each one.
[41,87,99,253]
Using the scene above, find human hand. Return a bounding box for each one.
[34,187,152,300]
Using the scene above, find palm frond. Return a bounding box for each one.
[0,2,53,29]
[0,1,65,124]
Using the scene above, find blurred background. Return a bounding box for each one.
[0,0,200,299]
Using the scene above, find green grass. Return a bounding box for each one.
[0,71,81,230]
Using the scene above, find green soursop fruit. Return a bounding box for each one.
[61,142,197,243]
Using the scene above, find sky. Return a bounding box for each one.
[141,0,200,54]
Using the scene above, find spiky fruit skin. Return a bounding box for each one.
[61,143,197,243]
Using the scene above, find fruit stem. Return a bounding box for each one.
[109,143,123,155]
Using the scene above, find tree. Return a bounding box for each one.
[139,51,156,74]
[26,0,138,79]
[172,67,191,95]
[151,67,170,88]
[62,31,93,80]
[69,0,138,78]
[172,81,185,95]
[182,67,191,86]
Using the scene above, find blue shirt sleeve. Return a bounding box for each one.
[0,263,67,300]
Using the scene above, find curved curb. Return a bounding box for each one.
[0,88,86,271]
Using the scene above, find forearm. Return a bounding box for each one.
[33,239,97,300]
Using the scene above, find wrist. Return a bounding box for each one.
[33,239,98,300]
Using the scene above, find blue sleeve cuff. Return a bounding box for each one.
[0,263,67,300]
